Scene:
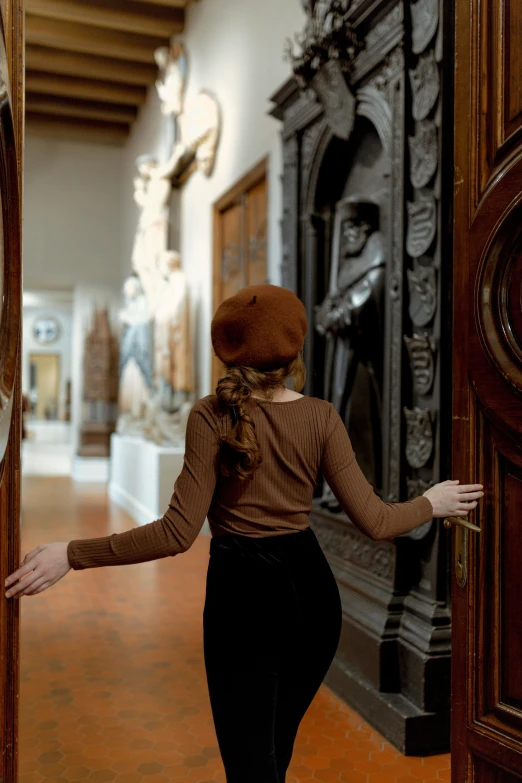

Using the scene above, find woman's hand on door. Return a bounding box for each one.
[4,543,71,599]
[423,480,484,518]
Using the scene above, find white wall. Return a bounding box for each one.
[24,133,124,291]
[121,0,306,397]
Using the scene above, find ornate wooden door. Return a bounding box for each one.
[452,1,522,779]
[0,1,23,778]
[0,3,23,781]
[211,159,267,389]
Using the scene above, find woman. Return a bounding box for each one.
[6,284,483,783]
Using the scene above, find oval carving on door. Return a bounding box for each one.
[476,202,522,396]
[0,48,21,486]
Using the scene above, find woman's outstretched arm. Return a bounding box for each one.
[320,404,483,540]
[68,398,221,569]
[5,398,221,597]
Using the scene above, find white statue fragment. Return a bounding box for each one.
[154,38,187,117]
[154,35,221,180]
[131,155,171,313]
[117,276,154,425]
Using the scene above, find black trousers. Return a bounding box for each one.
[203,526,343,783]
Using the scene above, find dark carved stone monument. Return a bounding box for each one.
[271,0,451,756]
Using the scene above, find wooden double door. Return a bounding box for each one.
[452,0,522,779]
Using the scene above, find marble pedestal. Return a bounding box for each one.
[108,433,186,526]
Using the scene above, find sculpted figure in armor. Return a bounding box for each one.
[315,197,385,510]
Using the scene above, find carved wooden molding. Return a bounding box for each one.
[0,49,20,484]
[476,201,522,396]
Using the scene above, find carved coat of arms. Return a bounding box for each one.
[407,263,437,327]
[409,50,440,121]
[404,332,436,395]
[406,188,437,258]
[404,407,434,469]
[312,59,356,141]
[411,0,439,55]
[408,120,438,189]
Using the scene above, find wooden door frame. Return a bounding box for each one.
[211,156,268,390]
[0,1,24,779]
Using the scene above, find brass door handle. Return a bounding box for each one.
[443,516,481,533]
[444,516,480,589]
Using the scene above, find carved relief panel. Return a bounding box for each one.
[271,0,451,755]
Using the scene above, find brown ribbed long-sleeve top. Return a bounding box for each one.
[67,395,434,570]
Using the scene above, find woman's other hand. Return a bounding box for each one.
[423,480,484,518]
[4,543,71,599]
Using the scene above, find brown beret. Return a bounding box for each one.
[211,284,308,370]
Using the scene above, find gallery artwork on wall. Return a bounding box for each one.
[271,0,449,756]
[78,309,119,458]
[117,36,221,445]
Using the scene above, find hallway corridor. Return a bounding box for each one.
[19,478,450,783]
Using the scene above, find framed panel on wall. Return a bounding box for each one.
[211,158,268,390]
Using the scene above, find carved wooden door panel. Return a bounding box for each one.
[0,0,24,779]
[245,177,267,288]
[452,1,522,780]
[211,159,267,389]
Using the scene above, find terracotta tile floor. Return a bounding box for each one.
[19,477,451,783]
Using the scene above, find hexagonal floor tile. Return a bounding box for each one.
[20,478,452,783]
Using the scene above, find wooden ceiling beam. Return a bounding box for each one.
[25,0,184,38]
[26,46,156,86]
[132,0,187,6]
[26,93,138,124]
[26,72,147,106]
[26,112,130,145]
[25,15,167,63]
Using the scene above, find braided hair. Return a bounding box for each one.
[215,353,306,480]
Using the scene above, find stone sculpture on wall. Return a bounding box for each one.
[408,120,438,188]
[154,37,187,117]
[271,0,450,756]
[404,332,436,395]
[116,37,215,443]
[285,0,361,140]
[315,197,385,498]
[117,275,154,424]
[131,154,171,313]
[154,35,221,182]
